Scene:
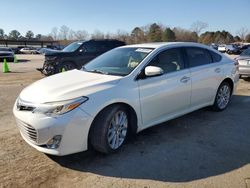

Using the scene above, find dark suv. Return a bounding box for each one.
[38,39,125,76]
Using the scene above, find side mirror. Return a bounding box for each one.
[79,48,86,53]
[145,66,164,77]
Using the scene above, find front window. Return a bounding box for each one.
[62,42,83,52]
[0,48,12,52]
[148,48,185,74]
[83,47,153,76]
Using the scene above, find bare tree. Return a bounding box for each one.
[59,25,70,40]
[105,32,112,39]
[75,30,89,40]
[50,27,58,40]
[237,27,249,42]
[68,29,76,40]
[115,29,130,43]
[191,21,208,35]
[25,30,34,39]
[131,27,146,43]
[173,27,198,42]
[0,28,4,39]
[91,30,105,39]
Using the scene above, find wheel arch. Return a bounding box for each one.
[221,77,234,95]
[87,102,138,147]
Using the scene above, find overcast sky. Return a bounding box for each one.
[1,0,249,36]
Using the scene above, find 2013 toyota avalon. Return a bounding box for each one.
[13,42,239,156]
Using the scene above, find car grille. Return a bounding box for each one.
[16,98,36,112]
[18,105,35,111]
[16,119,37,143]
[0,53,11,57]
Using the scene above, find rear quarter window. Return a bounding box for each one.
[185,47,213,68]
[209,50,222,63]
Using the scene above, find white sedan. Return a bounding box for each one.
[20,47,39,54]
[13,42,239,156]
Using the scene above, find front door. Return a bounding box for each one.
[138,48,191,128]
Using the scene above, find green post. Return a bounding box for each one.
[14,55,18,63]
[61,68,66,72]
[3,58,10,73]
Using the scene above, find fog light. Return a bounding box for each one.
[46,135,62,149]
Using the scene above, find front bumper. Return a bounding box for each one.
[0,56,14,62]
[39,61,58,76]
[13,103,93,156]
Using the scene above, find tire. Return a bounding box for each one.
[57,62,76,72]
[90,105,129,154]
[212,82,232,111]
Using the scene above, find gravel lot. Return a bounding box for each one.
[0,54,250,188]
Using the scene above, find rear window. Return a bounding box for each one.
[209,50,222,62]
[186,47,212,68]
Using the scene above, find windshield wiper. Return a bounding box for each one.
[87,69,109,75]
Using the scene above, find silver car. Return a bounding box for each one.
[235,48,250,77]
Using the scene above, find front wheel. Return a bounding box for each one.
[212,82,232,111]
[90,105,129,154]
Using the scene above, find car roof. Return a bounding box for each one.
[0,47,11,49]
[120,42,212,50]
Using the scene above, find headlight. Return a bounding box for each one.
[33,97,88,116]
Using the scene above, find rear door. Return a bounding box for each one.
[185,47,224,108]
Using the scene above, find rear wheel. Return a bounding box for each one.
[212,82,232,111]
[90,105,129,154]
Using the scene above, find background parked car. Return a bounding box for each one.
[226,44,240,55]
[38,39,125,76]
[210,43,218,50]
[239,44,250,54]
[235,47,250,78]
[218,44,226,53]
[0,47,14,62]
[20,47,39,54]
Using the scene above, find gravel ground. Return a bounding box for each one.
[0,54,250,188]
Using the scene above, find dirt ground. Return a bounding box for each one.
[0,54,250,188]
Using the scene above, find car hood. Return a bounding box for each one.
[0,51,13,55]
[19,70,122,103]
[45,50,72,57]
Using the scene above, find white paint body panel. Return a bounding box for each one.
[13,42,239,156]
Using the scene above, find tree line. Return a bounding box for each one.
[0,22,249,44]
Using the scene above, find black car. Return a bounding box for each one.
[38,39,125,76]
[0,47,14,62]
[239,44,250,54]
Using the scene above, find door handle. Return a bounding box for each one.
[215,68,221,73]
[180,76,190,83]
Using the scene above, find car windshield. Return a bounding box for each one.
[83,47,153,76]
[241,48,250,56]
[62,42,83,52]
[0,48,12,52]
